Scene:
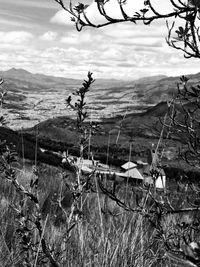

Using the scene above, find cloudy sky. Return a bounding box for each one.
[0,0,199,80]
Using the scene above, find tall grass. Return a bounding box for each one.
[0,162,164,266]
[1,163,183,266]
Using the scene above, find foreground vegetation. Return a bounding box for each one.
[2,162,199,267]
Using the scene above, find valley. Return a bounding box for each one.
[0,68,192,129]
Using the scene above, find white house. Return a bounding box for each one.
[120,161,144,181]
[121,155,166,189]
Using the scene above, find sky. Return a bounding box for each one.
[0,0,200,80]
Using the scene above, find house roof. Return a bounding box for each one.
[124,168,144,180]
[121,161,137,170]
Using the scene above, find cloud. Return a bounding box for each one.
[81,0,143,24]
[40,31,58,41]
[1,0,58,10]
[50,10,75,26]
[51,0,124,27]
[60,34,78,45]
[80,1,177,25]
[0,31,34,44]
[117,39,163,48]
[49,0,181,31]
[0,40,199,81]
[0,18,33,28]
[103,21,166,38]
[0,1,199,81]
[50,0,143,27]
[0,10,32,21]
[59,29,103,48]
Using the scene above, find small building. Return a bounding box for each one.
[119,161,144,183]
[155,169,166,189]
[121,161,137,171]
[120,161,144,183]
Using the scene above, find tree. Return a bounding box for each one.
[166,76,200,168]
[55,0,200,58]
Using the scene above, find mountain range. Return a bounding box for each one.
[0,68,200,129]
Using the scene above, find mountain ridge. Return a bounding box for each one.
[0,68,130,87]
[1,67,200,129]
[2,67,200,85]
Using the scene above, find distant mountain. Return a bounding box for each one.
[0,68,81,87]
[134,75,167,84]
[2,68,31,77]
[1,67,200,96]
[0,68,127,88]
[1,68,200,129]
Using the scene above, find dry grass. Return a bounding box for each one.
[0,161,198,267]
[0,162,169,267]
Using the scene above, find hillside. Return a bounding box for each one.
[0,99,196,172]
[22,100,177,166]
[0,126,61,167]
